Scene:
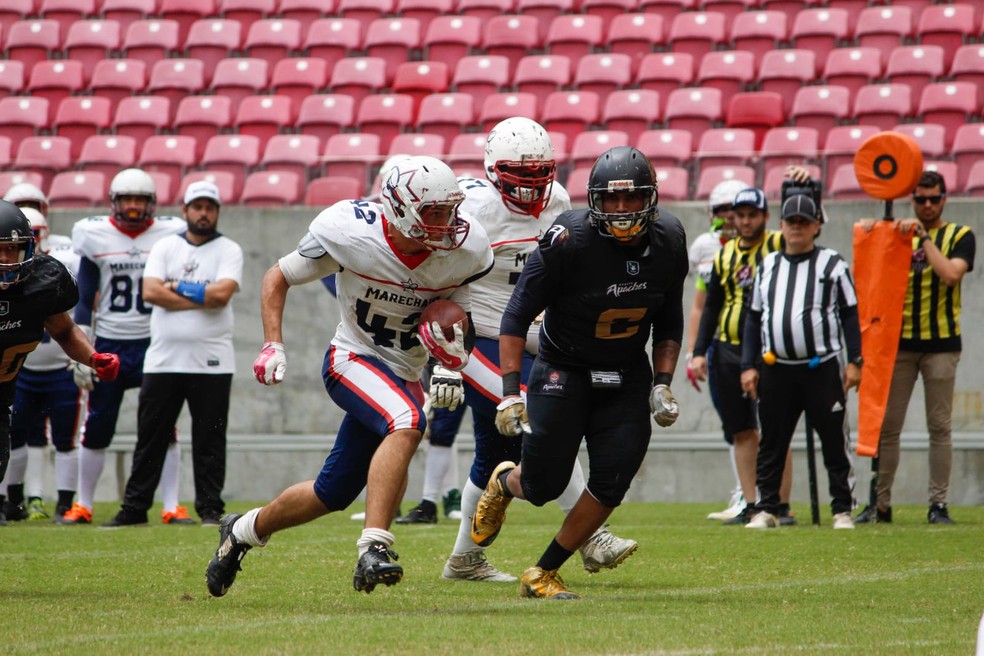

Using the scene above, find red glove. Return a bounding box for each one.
[89,352,120,382]
[686,361,702,393]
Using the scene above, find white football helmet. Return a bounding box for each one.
[380,156,468,251]
[368,154,412,201]
[708,179,746,215]
[484,117,556,218]
[109,168,156,230]
[20,207,49,254]
[4,182,49,217]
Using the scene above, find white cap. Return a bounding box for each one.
[183,180,221,206]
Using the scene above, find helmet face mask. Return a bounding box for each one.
[380,156,468,251]
[587,147,659,242]
[708,179,745,242]
[484,117,556,218]
[20,207,49,254]
[0,201,36,289]
[109,168,157,231]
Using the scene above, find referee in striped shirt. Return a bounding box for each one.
[740,194,863,530]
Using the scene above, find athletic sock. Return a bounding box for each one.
[55,448,79,492]
[26,445,47,499]
[77,447,107,510]
[536,539,575,572]
[451,478,485,556]
[231,507,269,547]
[357,528,395,556]
[421,444,452,504]
[161,441,181,513]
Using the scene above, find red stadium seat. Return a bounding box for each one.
[730,11,788,68]
[297,94,356,143]
[517,0,575,41]
[726,92,784,149]
[64,20,122,82]
[825,0,869,22]
[241,170,301,206]
[637,129,693,168]
[791,8,849,75]
[446,133,488,173]
[962,160,984,195]
[388,133,446,158]
[322,132,381,185]
[174,95,233,158]
[329,57,387,106]
[271,59,330,118]
[185,19,242,77]
[179,170,237,204]
[305,176,365,206]
[545,15,604,68]
[921,161,957,197]
[39,0,96,36]
[790,85,850,136]
[398,0,454,34]
[201,134,262,200]
[696,127,756,171]
[758,49,816,116]
[0,138,13,172]
[548,131,568,165]
[951,124,984,192]
[664,86,722,145]
[452,56,511,112]
[763,163,821,198]
[918,4,976,69]
[917,82,977,148]
[885,45,946,102]
[417,93,476,144]
[103,0,157,36]
[823,47,883,104]
[582,0,637,35]
[90,58,147,107]
[697,50,755,100]
[696,165,755,199]
[855,6,913,66]
[653,165,690,201]
[608,13,665,76]
[53,96,112,159]
[147,58,206,109]
[27,61,84,117]
[701,0,757,22]
[892,123,947,160]
[827,162,865,198]
[139,135,199,187]
[210,58,269,107]
[115,95,171,143]
[459,0,515,23]
[281,0,335,24]
[575,53,633,99]
[305,18,364,73]
[424,16,482,63]
[0,172,46,195]
[261,134,321,183]
[123,19,180,69]
[235,95,294,151]
[48,171,107,207]
[514,55,572,108]
[760,126,819,178]
[483,15,541,77]
[565,165,591,203]
[950,45,984,104]
[221,0,277,34]
[637,52,695,115]
[356,94,416,153]
[0,97,50,154]
[760,0,815,26]
[6,20,62,75]
[392,61,450,114]
[151,171,175,205]
[541,91,600,147]
[853,84,912,132]
[479,92,538,132]
[822,124,878,173]
[365,17,422,81]
[638,0,695,24]
[601,89,660,144]
[77,135,138,179]
[0,0,34,41]
[14,136,71,191]
[570,130,629,167]
[667,11,727,61]
[338,0,395,26]
[160,0,218,44]
[0,61,26,95]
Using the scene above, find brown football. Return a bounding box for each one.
[419,299,468,341]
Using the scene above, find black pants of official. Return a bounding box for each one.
[122,373,232,519]
[756,358,855,516]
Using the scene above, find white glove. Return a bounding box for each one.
[650,384,679,427]
[72,361,96,391]
[253,342,287,385]
[495,396,529,437]
[429,365,463,411]
[418,320,468,371]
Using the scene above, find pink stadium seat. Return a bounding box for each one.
[241,170,302,206]
[790,85,850,136]
[571,130,629,167]
[160,0,218,44]
[822,124,878,174]
[210,58,269,107]
[917,82,977,148]
[601,89,660,144]
[758,49,816,116]
[545,15,604,68]
[922,162,959,197]
[27,60,84,120]
[514,55,572,107]
[103,0,157,36]
[608,14,665,77]
[827,162,865,199]
[763,163,821,198]
[151,171,174,205]
[548,131,568,165]
[541,91,600,146]
[446,133,488,173]
[517,0,575,41]
[89,58,147,107]
[0,1,34,41]
[77,135,138,179]
[637,52,694,115]
[950,45,984,104]
[139,135,199,186]
[64,20,122,82]
[479,92,539,132]
[388,133,446,158]
[825,0,868,21]
[892,123,947,160]
[0,61,26,95]
[653,165,690,201]
[701,0,757,22]
[962,160,984,196]
[0,172,46,195]
[0,138,12,171]
[726,92,784,149]
[179,170,237,203]
[201,134,262,200]
[424,16,482,63]
[565,165,591,203]
[853,84,912,132]
[667,11,727,61]
[917,4,976,69]
[297,94,356,144]
[696,165,755,199]
[365,17,422,81]
[452,56,511,112]
[14,136,71,191]
[0,97,50,154]
[730,11,788,68]
[581,0,637,35]
[791,8,849,75]
[575,53,633,98]
[338,0,395,31]
[48,171,107,207]
[696,127,756,172]
[174,95,233,158]
[147,58,206,109]
[639,0,695,24]
[39,0,96,36]
[885,45,945,103]
[637,129,693,168]
[759,126,819,178]
[417,93,476,144]
[271,59,330,118]
[697,50,755,100]
[855,6,912,65]
[235,95,294,151]
[185,19,242,77]
[664,86,722,145]
[459,0,515,23]
[356,94,416,154]
[483,15,542,77]
[114,95,171,143]
[123,19,180,69]
[6,20,62,75]
[305,18,364,73]
[221,0,277,34]
[823,47,883,104]
[281,0,335,24]
[398,0,454,34]
[951,124,984,192]
[305,176,365,207]
[760,0,817,26]
[261,134,321,183]
[393,61,450,114]
[329,57,387,106]
[322,132,381,186]
[53,96,112,159]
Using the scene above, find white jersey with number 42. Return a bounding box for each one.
[308,200,493,382]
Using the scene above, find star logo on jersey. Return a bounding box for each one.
[627,261,640,276]
[127,246,143,259]
[401,278,419,292]
[0,301,8,316]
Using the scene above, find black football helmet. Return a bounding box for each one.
[587,146,659,242]
[0,200,36,289]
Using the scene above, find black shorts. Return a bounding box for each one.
[711,342,758,436]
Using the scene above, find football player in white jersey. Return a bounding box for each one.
[60,169,186,525]
[440,117,637,583]
[206,156,493,597]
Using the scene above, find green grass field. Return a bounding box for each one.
[4,501,982,655]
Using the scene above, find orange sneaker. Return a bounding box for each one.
[55,503,92,525]
[162,506,196,525]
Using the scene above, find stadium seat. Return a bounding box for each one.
[6,20,62,75]
[582,0,636,35]
[696,165,755,199]
[322,132,381,186]
[458,0,516,24]
[147,58,206,109]
[892,123,947,160]
[77,135,138,179]
[329,57,387,106]
[0,0,34,42]
[14,136,71,191]
[667,11,727,61]
[260,134,320,185]
[654,165,690,201]
[271,59,330,118]
[608,13,665,76]
[392,61,450,114]
[695,127,756,173]
[281,0,334,24]
[0,138,12,172]
[53,96,112,159]
[638,0,695,24]
[297,94,356,144]
[356,94,415,154]
[452,56,511,112]
[150,171,175,206]
[221,0,277,34]
[417,93,476,144]
[791,8,849,75]
[759,126,820,178]
[235,95,294,151]
[514,55,572,108]
[365,18,422,81]
[103,0,157,36]
[758,49,816,116]
[424,16,482,63]
[950,45,984,103]
[185,19,242,77]
[951,124,984,192]
[697,50,755,100]
[123,19,181,69]
[48,171,107,207]
[27,61,84,117]
[730,11,788,68]
[637,129,693,168]
[822,47,883,104]
[305,176,365,207]
[160,0,218,44]
[637,53,695,115]
[179,170,237,203]
[89,58,147,107]
[664,86,722,145]
[601,89,660,145]
[762,163,821,198]
[759,0,815,26]
[825,0,869,22]
[0,62,25,95]
[64,20,122,83]
[962,160,984,196]
[445,133,487,174]
[853,84,912,132]
[200,134,261,200]
[388,133,446,159]
[790,85,850,137]
[398,0,454,34]
[701,0,757,22]
[174,95,233,158]
[575,53,633,99]
[917,82,977,148]
[885,45,945,103]
[338,0,395,27]
[918,4,976,69]
[541,91,600,147]
[564,165,591,203]
[548,131,568,165]
[241,170,302,206]
[210,58,269,106]
[139,135,199,187]
[115,95,171,143]
[0,98,49,155]
[826,162,865,199]
[545,15,604,68]
[822,124,878,174]
[483,15,542,77]
[517,0,575,41]
[305,18,364,73]
[855,6,912,65]
[39,0,96,36]
[479,92,539,132]
[726,92,784,149]
[0,172,45,196]
[569,130,629,168]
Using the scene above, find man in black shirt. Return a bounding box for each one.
[470,147,688,599]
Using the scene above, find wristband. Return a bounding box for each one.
[502,371,521,397]
[176,281,206,304]
[654,372,672,387]
[919,233,930,246]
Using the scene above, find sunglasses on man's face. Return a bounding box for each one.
[912,194,944,205]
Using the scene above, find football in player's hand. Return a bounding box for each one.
[419,299,468,341]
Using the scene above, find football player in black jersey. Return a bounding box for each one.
[470,147,689,599]
[0,201,119,524]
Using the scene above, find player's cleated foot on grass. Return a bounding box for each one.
[55,502,91,525]
[855,504,892,524]
[520,567,580,600]
[4,501,28,521]
[745,511,779,530]
[579,526,638,573]
[206,514,252,597]
[470,461,515,547]
[443,488,462,520]
[442,551,517,582]
[101,509,149,528]
[162,506,196,525]
[832,512,855,530]
[27,497,49,520]
[353,542,402,593]
[395,500,437,524]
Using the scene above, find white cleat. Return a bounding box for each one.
[745,511,779,530]
[707,490,746,521]
[579,526,639,573]
[442,551,517,582]
[832,512,856,530]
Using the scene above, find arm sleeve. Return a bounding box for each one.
[741,309,762,370]
[72,256,98,326]
[651,266,685,346]
[693,267,724,357]
[840,305,862,362]
[278,249,341,286]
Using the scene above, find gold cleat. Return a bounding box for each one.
[470,461,516,547]
[519,566,581,600]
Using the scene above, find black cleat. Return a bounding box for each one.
[395,500,438,524]
[928,503,954,525]
[855,504,892,524]
[722,504,754,525]
[206,514,252,597]
[353,542,402,594]
[101,509,149,528]
[0,511,7,526]
[3,501,28,521]
[778,503,797,526]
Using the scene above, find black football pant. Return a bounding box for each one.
[0,381,15,487]
[122,373,232,519]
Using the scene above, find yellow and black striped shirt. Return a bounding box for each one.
[901,222,975,352]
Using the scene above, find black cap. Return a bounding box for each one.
[781,194,819,221]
